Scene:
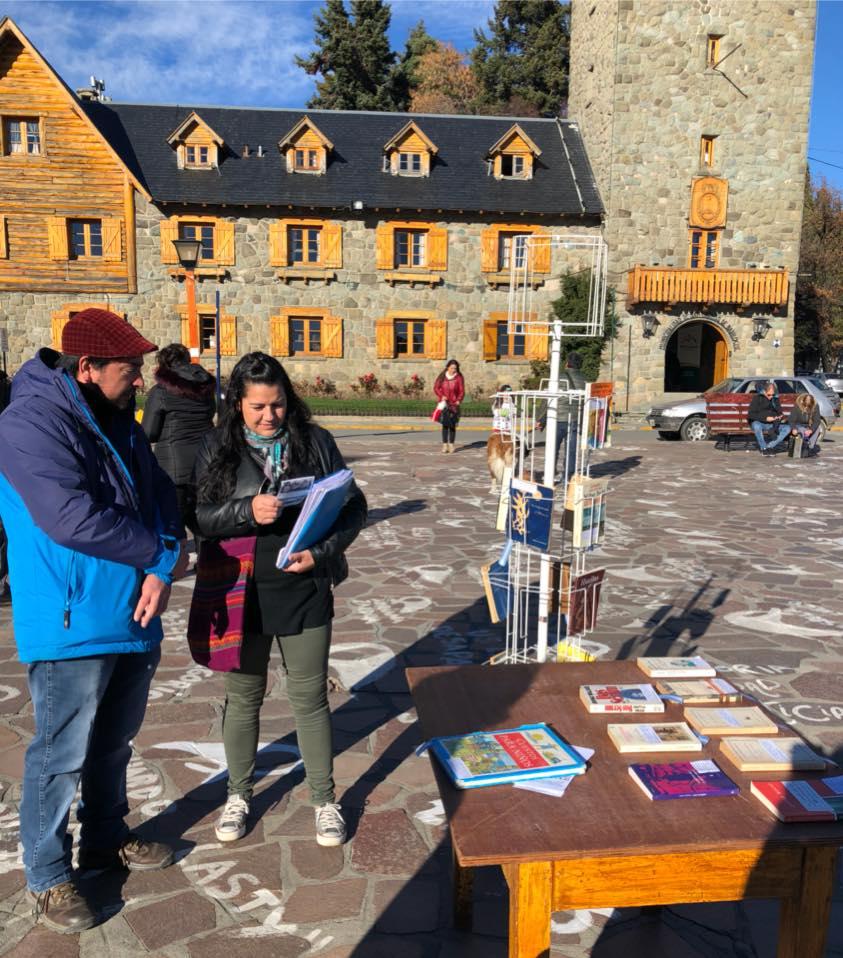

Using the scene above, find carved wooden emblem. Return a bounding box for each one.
[689,177,729,228]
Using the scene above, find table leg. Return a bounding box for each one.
[453,848,473,932]
[777,845,838,958]
[505,861,553,958]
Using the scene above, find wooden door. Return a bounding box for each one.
[713,333,728,382]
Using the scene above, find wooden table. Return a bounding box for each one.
[407,662,842,958]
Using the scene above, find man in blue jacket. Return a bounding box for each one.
[0,309,188,932]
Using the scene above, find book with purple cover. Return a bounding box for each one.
[629,759,739,800]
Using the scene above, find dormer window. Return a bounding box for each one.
[167,112,224,170]
[383,122,437,178]
[487,124,541,181]
[279,116,332,175]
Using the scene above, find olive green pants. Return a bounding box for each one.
[222,624,334,806]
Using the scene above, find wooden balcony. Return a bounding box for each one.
[627,265,789,309]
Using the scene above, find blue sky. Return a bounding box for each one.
[2,0,840,190]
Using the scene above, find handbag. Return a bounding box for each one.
[431,405,442,423]
[187,535,257,671]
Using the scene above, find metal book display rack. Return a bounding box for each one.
[489,233,611,665]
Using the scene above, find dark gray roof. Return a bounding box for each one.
[83,102,603,218]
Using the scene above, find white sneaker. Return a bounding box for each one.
[215,795,249,842]
[315,802,346,847]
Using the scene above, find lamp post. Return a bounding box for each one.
[173,238,202,357]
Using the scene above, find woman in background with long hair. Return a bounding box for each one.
[193,352,367,846]
[433,358,465,454]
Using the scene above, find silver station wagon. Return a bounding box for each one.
[647,376,841,441]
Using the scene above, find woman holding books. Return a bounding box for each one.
[433,358,466,453]
[192,352,367,847]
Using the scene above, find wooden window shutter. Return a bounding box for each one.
[47,216,68,260]
[51,310,69,349]
[269,221,287,267]
[321,314,343,357]
[180,314,191,345]
[480,226,498,272]
[375,317,394,358]
[215,221,235,266]
[530,232,551,274]
[375,224,393,270]
[270,314,290,356]
[101,218,122,262]
[526,320,548,361]
[219,313,237,356]
[425,318,447,360]
[321,222,343,269]
[160,218,179,264]
[483,318,499,361]
[427,227,448,271]
[0,215,7,259]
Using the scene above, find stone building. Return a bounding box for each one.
[569,0,816,412]
[0,16,602,395]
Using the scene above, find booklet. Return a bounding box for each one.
[750,775,843,822]
[276,475,314,506]
[636,656,716,678]
[428,723,587,789]
[580,683,664,714]
[509,478,554,552]
[684,706,779,737]
[607,721,703,753]
[275,469,353,569]
[513,745,595,797]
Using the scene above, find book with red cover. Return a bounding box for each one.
[750,776,843,822]
[629,759,739,800]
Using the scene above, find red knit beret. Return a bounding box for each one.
[61,308,157,358]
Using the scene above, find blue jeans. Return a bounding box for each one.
[21,648,160,892]
[553,420,580,479]
[751,420,790,450]
[792,424,819,448]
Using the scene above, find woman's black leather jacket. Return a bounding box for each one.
[193,424,367,585]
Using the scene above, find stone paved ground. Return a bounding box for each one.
[0,426,841,957]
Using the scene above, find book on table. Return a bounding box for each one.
[684,706,779,737]
[719,736,828,772]
[655,677,742,704]
[579,683,665,714]
[607,722,703,754]
[428,723,587,789]
[750,776,843,822]
[629,759,739,800]
[275,469,353,569]
[636,655,716,678]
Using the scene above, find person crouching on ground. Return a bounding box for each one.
[192,352,366,847]
[433,358,465,454]
[748,381,790,455]
[788,392,822,456]
[0,309,188,933]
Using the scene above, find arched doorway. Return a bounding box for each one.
[664,320,729,392]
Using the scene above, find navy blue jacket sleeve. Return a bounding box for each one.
[0,411,166,569]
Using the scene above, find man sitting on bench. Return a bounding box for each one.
[748,381,790,455]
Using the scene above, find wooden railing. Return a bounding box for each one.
[627,266,789,307]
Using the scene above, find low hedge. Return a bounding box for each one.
[307,397,488,417]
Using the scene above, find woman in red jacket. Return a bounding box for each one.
[433,359,465,453]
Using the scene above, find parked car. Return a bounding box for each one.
[646,376,841,441]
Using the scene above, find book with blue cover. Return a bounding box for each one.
[275,469,353,569]
[429,723,587,789]
[628,759,739,800]
[509,478,554,552]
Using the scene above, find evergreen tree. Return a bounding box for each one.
[393,20,438,109]
[471,0,570,117]
[296,0,400,111]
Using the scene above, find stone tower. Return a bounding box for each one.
[569,0,816,414]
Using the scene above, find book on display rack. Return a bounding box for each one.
[607,722,703,754]
[579,683,665,714]
[562,475,609,550]
[427,723,588,789]
[655,677,742,704]
[636,656,717,678]
[628,759,739,800]
[683,706,779,737]
[508,477,554,552]
[567,568,606,636]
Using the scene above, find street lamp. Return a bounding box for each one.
[641,313,659,338]
[173,238,202,356]
[751,317,771,341]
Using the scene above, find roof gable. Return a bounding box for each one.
[278,116,333,152]
[0,16,150,200]
[383,121,438,156]
[488,123,542,158]
[166,111,224,147]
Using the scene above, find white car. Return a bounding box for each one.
[646,376,840,441]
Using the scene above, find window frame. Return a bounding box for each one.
[398,151,423,175]
[294,148,320,172]
[2,115,43,157]
[289,316,324,356]
[495,320,527,360]
[498,232,529,271]
[68,218,104,259]
[394,318,427,357]
[706,35,721,69]
[500,153,528,179]
[688,229,720,269]
[394,228,428,269]
[375,311,446,360]
[700,135,716,168]
[288,224,322,265]
[184,144,211,168]
[178,220,216,262]
[270,307,342,358]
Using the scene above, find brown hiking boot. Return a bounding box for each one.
[27,880,99,933]
[78,833,174,872]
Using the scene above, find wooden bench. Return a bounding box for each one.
[705,392,795,452]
